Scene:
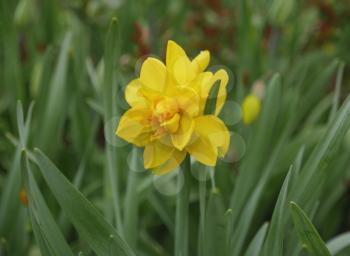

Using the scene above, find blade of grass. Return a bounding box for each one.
[327,232,350,255]
[58,116,99,234]
[289,201,320,256]
[229,74,281,223]
[229,74,281,255]
[329,62,345,122]
[262,166,293,256]
[33,148,135,256]
[102,17,123,233]
[291,94,350,207]
[23,154,74,256]
[38,32,72,154]
[299,60,339,121]
[0,101,33,236]
[204,188,226,256]
[244,222,269,256]
[290,201,331,256]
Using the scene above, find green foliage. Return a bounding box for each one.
[290,201,331,256]
[1,0,350,255]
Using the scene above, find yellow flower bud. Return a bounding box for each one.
[242,94,261,125]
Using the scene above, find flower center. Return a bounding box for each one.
[150,98,180,139]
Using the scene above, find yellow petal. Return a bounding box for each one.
[116,107,151,146]
[166,40,186,69]
[192,72,214,114]
[186,133,217,166]
[152,150,186,175]
[171,115,194,151]
[194,115,230,157]
[191,50,210,73]
[174,86,200,117]
[144,141,175,169]
[213,69,229,116]
[125,79,147,107]
[194,69,229,116]
[242,94,261,125]
[140,57,167,93]
[173,56,196,85]
[161,113,180,133]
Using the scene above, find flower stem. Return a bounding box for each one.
[124,147,141,249]
[197,176,206,256]
[174,156,191,256]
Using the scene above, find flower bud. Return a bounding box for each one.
[242,94,261,125]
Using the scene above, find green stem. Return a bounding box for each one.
[124,147,141,249]
[175,156,191,256]
[197,177,206,256]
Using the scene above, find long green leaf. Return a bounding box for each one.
[0,101,33,236]
[229,74,282,256]
[230,74,281,221]
[33,148,135,256]
[24,155,74,256]
[291,94,350,207]
[290,201,331,256]
[262,166,293,256]
[327,232,350,255]
[102,17,123,233]
[38,32,72,153]
[244,222,269,256]
[204,189,226,256]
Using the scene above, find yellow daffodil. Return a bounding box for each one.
[242,94,261,125]
[116,40,230,174]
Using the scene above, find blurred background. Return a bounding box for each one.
[1,0,350,255]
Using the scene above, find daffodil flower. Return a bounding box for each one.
[116,40,230,174]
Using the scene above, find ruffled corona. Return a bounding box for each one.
[116,40,230,174]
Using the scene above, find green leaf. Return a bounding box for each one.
[244,222,269,256]
[24,155,74,256]
[327,232,350,255]
[204,189,226,256]
[262,166,293,256]
[33,148,135,256]
[329,62,345,122]
[291,94,350,207]
[299,60,339,121]
[38,32,72,153]
[16,101,25,147]
[0,101,33,236]
[229,74,282,256]
[230,74,281,222]
[102,17,123,233]
[290,201,331,256]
